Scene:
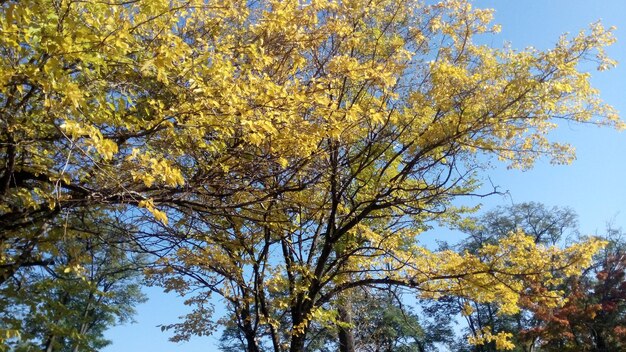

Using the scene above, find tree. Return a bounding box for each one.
[0,210,146,351]
[0,0,299,284]
[217,287,453,352]
[427,203,580,352]
[426,205,626,352]
[524,228,626,352]
[333,289,453,352]
[141,1,618,351]
[1,0,622,351]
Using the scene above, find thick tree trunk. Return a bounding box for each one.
[337,304,355,352]
[289,297,310,352]
[290,333,306,352]
[245,333,261,352]
[241,309,261,352]
[594,329,608,352]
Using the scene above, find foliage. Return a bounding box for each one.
[429,203,580,351]
[1,0,622,351]
[141,1,616,351]
[0,211,146,351]
[428,205,626,352]
[523,228,626,351]
[343,290,452,352]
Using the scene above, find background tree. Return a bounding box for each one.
[523,227,626,351]
[426,203,578,351]
[0,210,146,351]
[424,205,626,352]
[338,289,453,352]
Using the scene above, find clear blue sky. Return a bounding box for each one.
[103,1,626,350]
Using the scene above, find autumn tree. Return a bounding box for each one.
[135,1,621,351]
[523,227,626,351]
[424,205,626,352]
[0,0,301,283]
[425,203,579,352]
[322,289,453,352]
[1,0,321,346]
[1,0,623,351]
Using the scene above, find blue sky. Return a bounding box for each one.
[103,1,626,350]
[470,0,626,236]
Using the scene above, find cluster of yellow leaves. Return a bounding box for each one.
[2,0,620,218]
[127,149,184,188]
[60,121,118,160]
[0,329,20,346]
[138,199,168,225]
[332,227,603,316]
[416,232,602,313]
[468,327,516,351]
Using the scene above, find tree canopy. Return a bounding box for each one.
[0,0,622,351]
[417,204,626,352]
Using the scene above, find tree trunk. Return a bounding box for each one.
[337,304,355,352]
[43,335,56,352]
[42,290,71,352]
[594,329,608,352]
[290,333,306,352]
[245,333,261,352]
[240,307,261,352]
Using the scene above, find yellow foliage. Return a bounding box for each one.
[468,327,516,351]
[138,199,169,225]
[1,0,622,349]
